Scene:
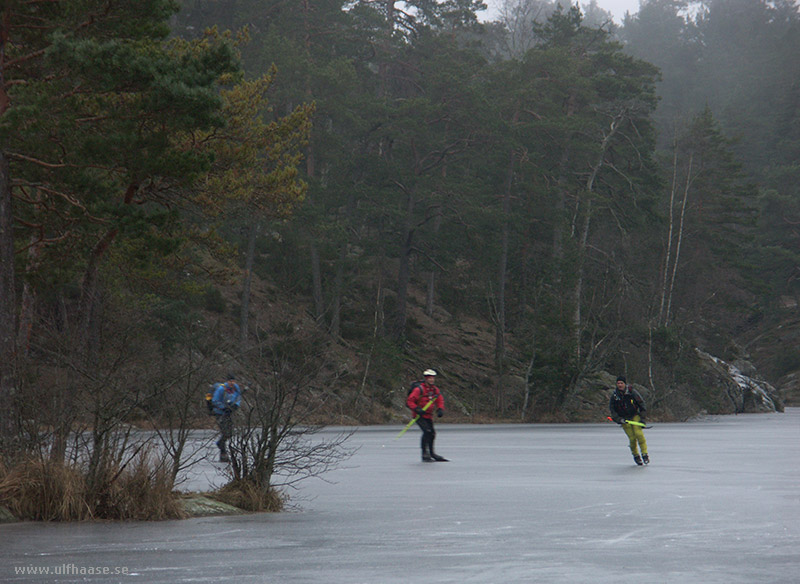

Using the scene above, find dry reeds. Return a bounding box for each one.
[0,457,90,521]
[89,454,187,521]
[212,479,283,512]
[0,454,186,521]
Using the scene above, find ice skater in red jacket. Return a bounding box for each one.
[407,369,447,462]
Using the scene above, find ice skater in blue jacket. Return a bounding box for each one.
[212,374,241,462]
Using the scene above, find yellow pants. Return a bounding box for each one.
[622,414,648,455]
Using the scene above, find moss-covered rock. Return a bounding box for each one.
[178,495,248,517]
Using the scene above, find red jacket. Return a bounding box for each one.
[407,383,444,419]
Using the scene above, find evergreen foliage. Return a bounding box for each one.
[1,0,796,456]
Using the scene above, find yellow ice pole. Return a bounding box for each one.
[395,399,436,439]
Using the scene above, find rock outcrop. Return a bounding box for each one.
[695,349,783,413]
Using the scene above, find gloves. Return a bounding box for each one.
[436,408,444,418]
[414,407,425,416]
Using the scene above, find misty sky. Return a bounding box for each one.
[482,0,642,23]
[596,0,641,21]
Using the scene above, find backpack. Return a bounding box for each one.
[408,381,423,396]
[206,383,221,415]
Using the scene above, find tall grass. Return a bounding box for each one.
[212,479,283,512]
[0,457,89,521]
[0,454,186,521]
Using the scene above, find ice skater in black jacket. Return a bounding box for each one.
[609,376,649,465]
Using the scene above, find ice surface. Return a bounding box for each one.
[2,409,798,583]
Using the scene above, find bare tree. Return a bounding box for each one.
[496,0,553,58]
[224,344,356,503]
[143,331,228,486]
[660,152,694,327]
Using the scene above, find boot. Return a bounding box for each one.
[430,452,449,462]
[421,445,433,462]
[642,453,650,465]
[633,454,643,466]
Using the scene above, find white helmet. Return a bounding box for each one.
[423,369,437,376]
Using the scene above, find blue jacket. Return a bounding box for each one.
[212,381,241,415]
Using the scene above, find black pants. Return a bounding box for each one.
[416,417,436,454]
[215,412,233,454]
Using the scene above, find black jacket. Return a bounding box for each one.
[609,386,646,422]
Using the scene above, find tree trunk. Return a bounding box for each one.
[378,0,396,98]
[49,374,70,463]
[572,202,591,361]
[495,151,515,411]
[425,271,435,318]
[302,6,325,326]
[17,234,42,357]
[394,186,415,339]
[571,115,622,360]
[658,146,680,326]
[240,220,258,349]
[78,182,138,361]
[664,153,694,327]
[0,150,17,442]
[552,94,577,274]
[330,185,357,338]
[522,334,537,421]
[78,228,117,361]
[309,240,325,323]
[552,147,570,272]
[330,243,346,337]
[425,209,442,318]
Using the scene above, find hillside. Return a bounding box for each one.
[206,267,788,428]
[213,271,513,425]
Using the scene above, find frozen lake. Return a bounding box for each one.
[2,409,799,583]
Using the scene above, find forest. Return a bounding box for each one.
[1,0,799,517]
